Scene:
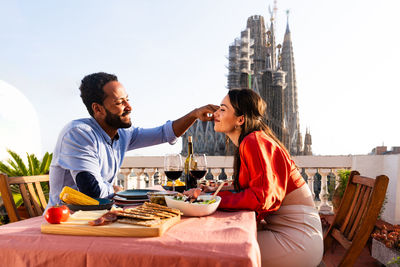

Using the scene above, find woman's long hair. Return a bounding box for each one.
[228,89,288,191]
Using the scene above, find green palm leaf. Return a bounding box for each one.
[27,152,34,175]
[7,149,28,175]
[10,184,20,194]
[32,154,40,173]
[39,152,52,174]
[0,162,18,176]
[39,152,49,174]
[45,153,52,173]
[27,153,40,175]
[6,160,23,176]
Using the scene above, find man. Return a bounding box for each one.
[48,72,218,207]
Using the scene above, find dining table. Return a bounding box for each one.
[0,210,261,267]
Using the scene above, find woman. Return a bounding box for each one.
[204,89,323,267]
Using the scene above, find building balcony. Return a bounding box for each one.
[117,154,400,265]
[118,154,400,225]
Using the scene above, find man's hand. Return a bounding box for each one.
[172,104,219,137]
[194,104,220,121]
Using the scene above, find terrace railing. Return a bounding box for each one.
[118,155,355,214]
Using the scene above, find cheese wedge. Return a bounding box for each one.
[68,210,109,221]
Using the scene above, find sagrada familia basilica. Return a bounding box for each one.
[182,4,312,156]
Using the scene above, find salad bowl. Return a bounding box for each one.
[165,195,221,217]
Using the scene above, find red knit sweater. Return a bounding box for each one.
[218,131,305,220]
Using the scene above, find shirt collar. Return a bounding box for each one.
[89,117,119,145]
[114,132,120,141]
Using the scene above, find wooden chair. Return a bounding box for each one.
[0,173,49,223]
[323,170,389,266]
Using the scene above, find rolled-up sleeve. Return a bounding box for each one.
[57,127,114,198]
[127,120,177,150]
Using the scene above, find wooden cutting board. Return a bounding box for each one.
[41,214,180,237]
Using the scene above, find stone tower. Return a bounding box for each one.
[246,15,267,87]
[281,10,302,155]
[182,6,312,156]
[303,128,312,155]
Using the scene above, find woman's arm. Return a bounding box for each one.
[200,184,234,193]
[218,133,289,213]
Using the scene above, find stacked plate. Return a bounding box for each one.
[63,198,114,211]
[113,189,158,207]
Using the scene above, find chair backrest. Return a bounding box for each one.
[323,170,389,266]
[0,173,49,223]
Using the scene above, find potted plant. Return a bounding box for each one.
[0,149,52,223]
[331,169,351,214]
[371,225,400,266]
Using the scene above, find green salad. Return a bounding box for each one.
[173,195,216,204]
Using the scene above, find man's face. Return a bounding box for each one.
[102,81,132,129]
[104,106,131,129]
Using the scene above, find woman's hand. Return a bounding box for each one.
[199,184,217,193]
[182,188,204,203]
[200,181,234,193]
[183,188,204,197]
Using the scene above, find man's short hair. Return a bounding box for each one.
[79,72,118,117]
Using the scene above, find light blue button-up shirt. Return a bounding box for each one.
[48,117,177,207]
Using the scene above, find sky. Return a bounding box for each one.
[0,0,399,158]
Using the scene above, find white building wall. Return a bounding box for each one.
[294,154,400,224]
[351,155,400,225]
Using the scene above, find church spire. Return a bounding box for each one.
[267,3,277,70]
[281,9,302,155]
[285,9,291,34]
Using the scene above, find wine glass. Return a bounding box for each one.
[164,154,183,192]
[189,153,207,188]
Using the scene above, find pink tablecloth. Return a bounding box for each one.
[0,211,260,267]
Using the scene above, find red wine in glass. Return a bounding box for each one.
[188,154,207,189]
[164,154,183,192]
[165,171,183,181]
[189,170,207,179]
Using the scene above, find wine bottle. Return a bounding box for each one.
[184,136,196,190]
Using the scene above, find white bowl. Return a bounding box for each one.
[165,195,221,217]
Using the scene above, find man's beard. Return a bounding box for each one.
[105,108,132,129]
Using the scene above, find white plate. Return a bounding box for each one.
[165,195,221,217]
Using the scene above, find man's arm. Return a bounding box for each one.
[75,171,101,198]
[57,125,116,199]
[172,104,219,137]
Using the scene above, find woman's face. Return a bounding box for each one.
[214,95,241,134]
